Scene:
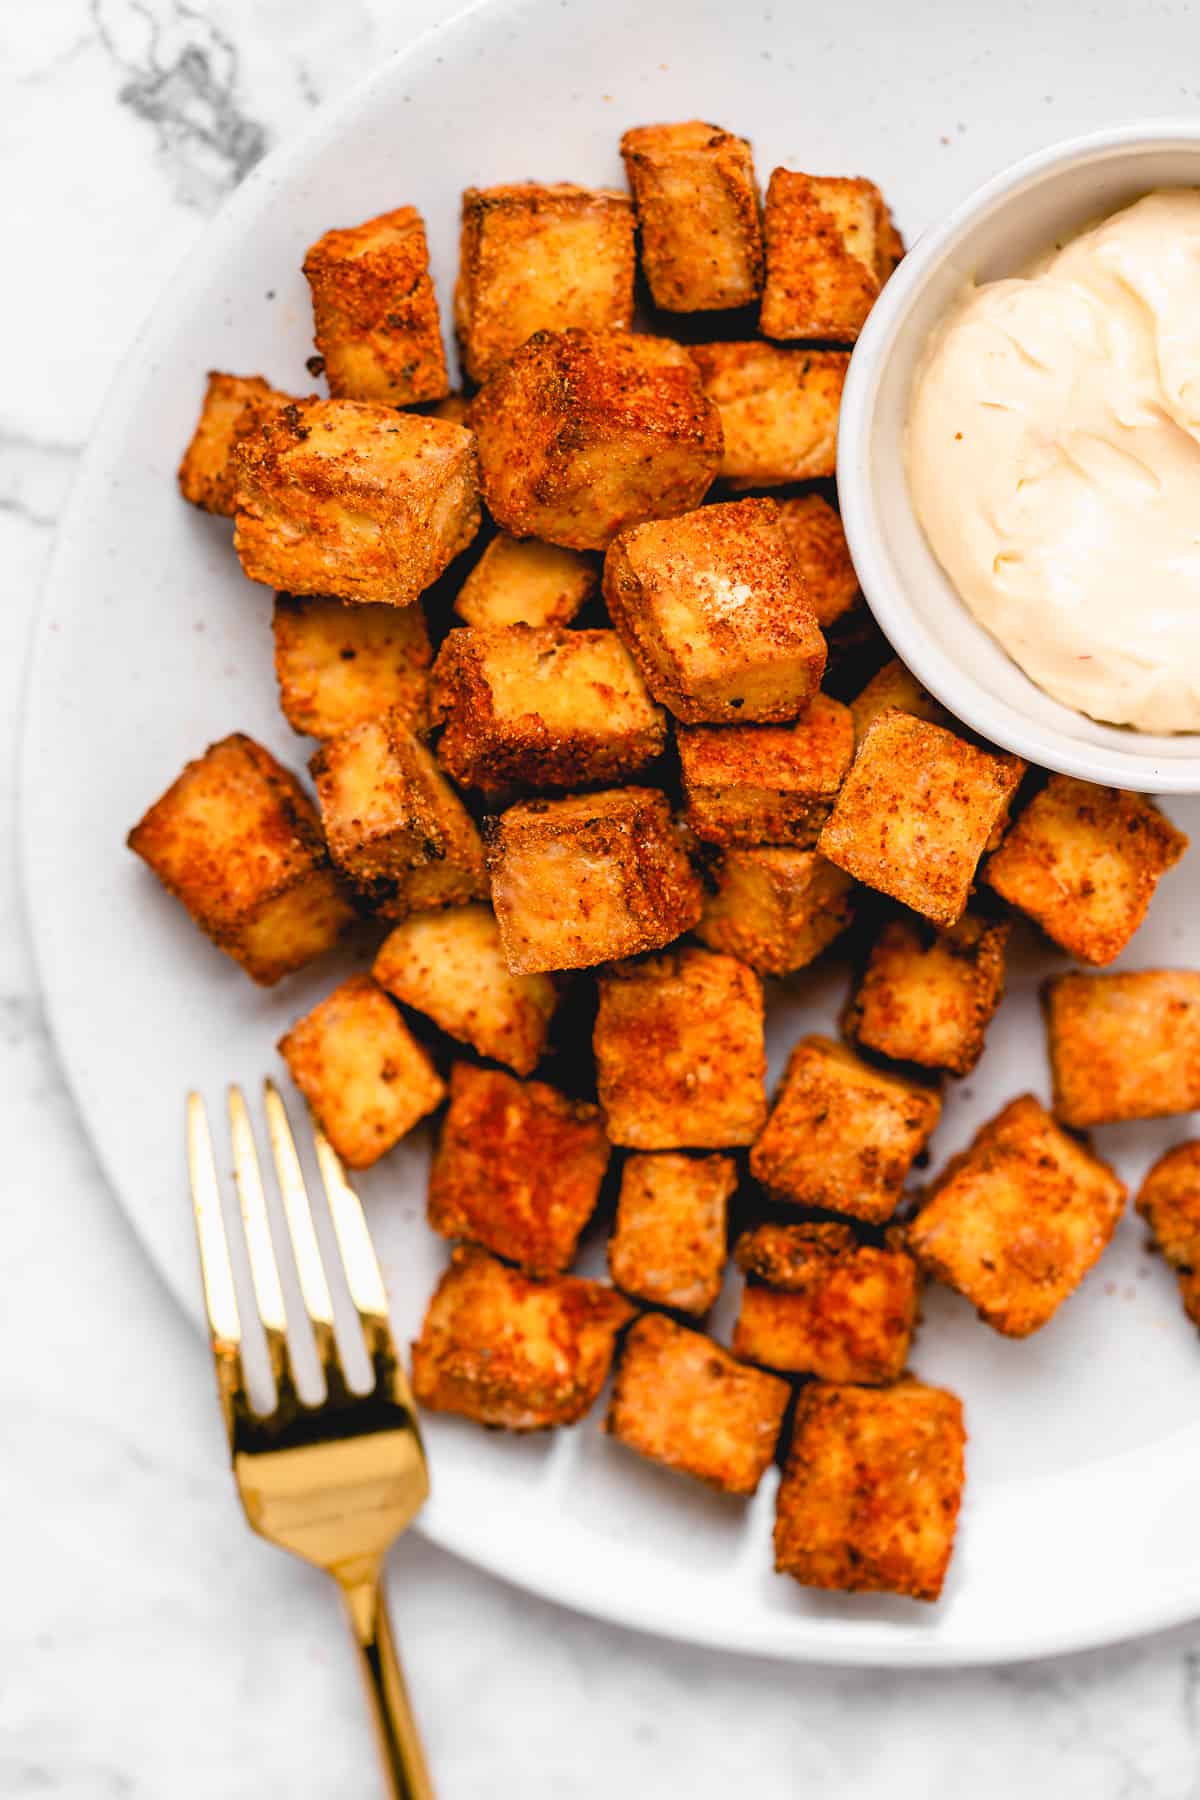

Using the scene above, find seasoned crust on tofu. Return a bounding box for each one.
[411,1245,634,1431]
[606,1312,790,1496]
[454,534,598,629]
[177,372,299,516]
[677,694,853,845]
[689,341,847,489]
[908,1094,1126,1336]
[1043,970,1200,1127]
[608,1151,736,1315]
[302,205,449,406]
[774,494,863,632]
[849,658,951,744]
[272,594,432,740]
[1137,1144,1200,1329]
[985,775,1187,966]
[760,170,890,342]
[695,847,856,977]
[774,1379,965,1602]
[846,911,1010,1078]
[594,947,768,1150]
[620,120,763,312]
[469,328,722,552]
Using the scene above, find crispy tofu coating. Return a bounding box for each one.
[425,391,471,425]
[177,371,298,516]
[469,328,722,551]
[733,1223,919,1385]
[750,1035,941,1224]
[1136,1143,1200,1329]
[985,776,1187,967]
[127,733,353,985]
[302,205,449,406]
[774,494,865,641]
[908,1094,1126,1336]
[849,657,951,744]
[846,911,1010,1079]
[454,533,598,629]
[774,1379,965,1602]
[486,787,703,974]
[454,182,636,384]
[272,594,432,740]
[1043,970,1200,1128]
[818,710,1025,929]
[427,1062,609,1275]
[594,948,767,1150]
[430,624,667,790]
[677,693,854,844]
[760,169,892,342]
[695,848,856,977]
[606,1313,790,1496]
[603,497,827,724]
[311,707,487,917]
[411,1245,633,1431]
[689,341,847,488]
[278,974,444,1168]
[608,1151,736,1315]
[234,400,479,604]
[620,120,763,311]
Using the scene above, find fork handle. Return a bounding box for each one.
[339,1568,435,1800]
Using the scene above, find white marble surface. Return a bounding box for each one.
[5,3,1200,1794]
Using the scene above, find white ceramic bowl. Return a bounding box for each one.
[837,121,1200,793]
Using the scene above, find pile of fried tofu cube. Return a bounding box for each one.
[131,120,1199,1608]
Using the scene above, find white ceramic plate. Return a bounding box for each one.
[23,0,1200,1666]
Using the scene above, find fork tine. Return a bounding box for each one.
[262,1079,346,1394]
[312,1124,415,1401]
[228,1085,296,1407]
[186,1092,248,1438]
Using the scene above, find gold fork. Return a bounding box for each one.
[187,1079,434,1800]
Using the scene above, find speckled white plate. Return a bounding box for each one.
[22,0,1200,1665]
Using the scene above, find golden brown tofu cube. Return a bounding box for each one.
[311,707,487,917]
[909,1094,1126,1335]
[760,169,890,342]
[454,533,598,629]
[774,494,863,635]
[677,693,853,844]
[606,1312,789,1496]
[1044,970,1200,1128]
[234,400,479,605]
[595,948,767,1149]
[469,328,721,551]
[620,120,763,311]
[272,594,432,741]
[695,848,855,977]
[818,710,1025,929]
[303,205,449,406]
[177,371,297,516]
[689,341,846,489]
[849,657,952,744]
[430,624,666,790]
[750,1035,941,1223]
[427,1062,609,1275]
[1136,1143,1200,1328]
[846,912,1009,1079]
[775,1380,965,1602]
[373,903,557,1076]
[411,1245,634,1431]
[278,974,444,1168]
[487,787,702,974]
[986,776,1187,967]
[608,1152,735,1314]
[127,733,352,985]
[603,498,827,724]
[424,391,471,425]
[734,1222,919,1384]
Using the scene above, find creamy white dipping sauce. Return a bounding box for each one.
[908,190,1200,733]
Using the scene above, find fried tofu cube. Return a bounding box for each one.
[454,182,635,384]
[695,848,855,976]
[849,657,952,744]
[606,1312,789,1495]
[985,776,1187,967]
[302,205,449,406]
[733,1223,919,1384]
[677,694,853,843]
[750,1035,941,1223]
[774,1380,965,1601]
[454,533,598,629]
[311,708,487,916]
[774,494,865,644]
[908,1094,1126,1335]
[619,120,763,312]
[818,710,1025,929]
[272,594,432,740]
[127,733,353,985]
[469,328,722,551]
[595,948,767,1149]
[689,341,847,489]
[425,391,471,425]
[411,1245,634,1430]
[760,169,891,342]
[177,371,297,516]
[1136,1143,1200,1328]
[487,787,702,974]
[846,912,1009,1078]
[1043,970,1200,1128]
[234,400,479,604]
[603,497,827,724]
[278,974,444,1168]
[430,624,666,790]
[608,1152,735,1314]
